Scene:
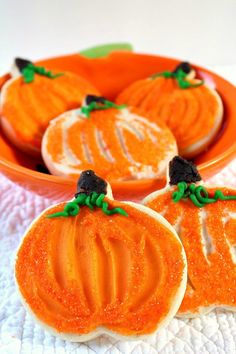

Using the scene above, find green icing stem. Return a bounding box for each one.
[214,190,236,201]
[81,100,126,118]
[172,181,188,202]
[47,192,128,218]
[189,194,205,208]
[22,63,64,83]
[152,68,204,89]
[194,185,215,203]
[172,182,236,207]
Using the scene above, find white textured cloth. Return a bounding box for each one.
[0,157,236,354]
[1,65,236,354]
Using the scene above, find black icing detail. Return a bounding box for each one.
[173,62,192,74]
[75,170,107,197]
[85,95,106,106]
[15,58,32,72]
[169,156,202,185]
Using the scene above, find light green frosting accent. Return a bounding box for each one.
[80,43,133,58]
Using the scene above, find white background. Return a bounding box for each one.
[0,0,236,75]
[0,3,236,354]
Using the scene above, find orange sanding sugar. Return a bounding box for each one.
[145,187,236,315]
[15,200,185,335]
[2,72,98,151]
[43,106,176,181]
[116,77,221,153]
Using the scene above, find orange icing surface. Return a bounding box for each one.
[15,201,185,335]
[44,107,176,181]
[116,77,221,154]
[2,72,98,151]
[145,187,236,315]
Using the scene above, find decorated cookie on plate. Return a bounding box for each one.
[0,58,99,155]
[42,95,178,181]
[143,156,236,317]
[15,170,187,341]
[116,62,223,158]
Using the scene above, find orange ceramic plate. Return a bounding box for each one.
[0,51,236,201]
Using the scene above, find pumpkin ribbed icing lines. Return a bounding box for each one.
[143,186,236,316]
[15,200,186,338]
[116,70,223,158]
[42,107,177,181]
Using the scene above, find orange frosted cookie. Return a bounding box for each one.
[143,156,236,317]
[15,170,187,341]
[116,62,223,158]
[0,58,99,155]
[42,95,177,181]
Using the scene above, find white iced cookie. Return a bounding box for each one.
[143,156,236,317]
[42,96,177,181]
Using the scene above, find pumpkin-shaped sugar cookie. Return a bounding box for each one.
[116,62,223,158]
[0,58,99,155]
[15,170,187,341]
[42,95,177,181]
[143,156,236,317]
